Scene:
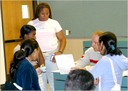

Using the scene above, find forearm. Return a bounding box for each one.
[37,48,45,66]
[75,58,88,68]
[58,37,66,53]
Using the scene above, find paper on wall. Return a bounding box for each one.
[55,54,75,74]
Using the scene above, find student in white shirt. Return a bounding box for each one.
[75,30,103,69]
[28,2,66,91]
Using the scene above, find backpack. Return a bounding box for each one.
[2,79,18,90]
[2,63,21,90]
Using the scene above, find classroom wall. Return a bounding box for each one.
[63,38,91,61]
[38,0,127,38]
[0,2,6,84]
[37,0,128,61]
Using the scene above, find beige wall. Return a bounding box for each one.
[0,2,6,84]
[63,38,91,61]
[0,31,6,85]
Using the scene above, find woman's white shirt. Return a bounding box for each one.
[28,18,62,52]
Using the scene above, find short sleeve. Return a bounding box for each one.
[54,20,62,32]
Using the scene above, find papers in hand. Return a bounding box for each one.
[123,70,128,76]
[55,54,75,74]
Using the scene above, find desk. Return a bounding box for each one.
[53,71,67,91]
[53,70,128,91]
[121,76,128,90]
[53,40,128,90]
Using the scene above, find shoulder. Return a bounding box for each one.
[48,18,60,24]
[14,44,20,54]
[99,55,110,63]
[28,18,39,25]
[19,59,33,71]
[85,47,96,53]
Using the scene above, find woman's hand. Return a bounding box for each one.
[71,67,86,70]
[52,51,62,63]
[94,78,99,85]
[36,67,42,75]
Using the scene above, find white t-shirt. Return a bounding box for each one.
[14,44,20,54]
[28,18,62,52]
[76,47,102,68]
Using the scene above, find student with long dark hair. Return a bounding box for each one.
[10,38,40,90]
[90,32,128,90]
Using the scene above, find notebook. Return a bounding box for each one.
[55,54,75,74]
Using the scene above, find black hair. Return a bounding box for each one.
[10,38,39,78]
[20,25,36,39]
[33,2,52,20]
[99,31,122,56]
[65,69,94,90]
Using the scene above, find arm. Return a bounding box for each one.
[75,47,91,68]
[21,68,34,90]
[21,66,40,90]
[56,30,66,54]
[36,48,46,73]
[52,30,66,63]
[37,47,45,66]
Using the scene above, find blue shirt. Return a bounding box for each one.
[90,54,128,90]
[16,58,40,90]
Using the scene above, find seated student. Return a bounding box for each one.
[65,69,94,90]
[90,31,128,90]
[10,39,41,90]
[75,30,104,70]
[13,25,45,90]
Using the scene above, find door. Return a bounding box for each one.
[2,0,33,75]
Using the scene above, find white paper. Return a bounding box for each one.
[55,54,75,74]
[122,70,128,76]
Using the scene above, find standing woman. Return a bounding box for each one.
[10,39,41,90]
[28,2,66,91]
[90,32,128,90]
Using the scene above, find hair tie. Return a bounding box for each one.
[21,48,25,52]
[111,45,115,50]
[108,40,115,51]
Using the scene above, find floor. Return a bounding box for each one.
[47,84,50,91]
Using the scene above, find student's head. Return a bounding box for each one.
[10,38,39,78]
[65,69,94,91]
[98,31,122,55]
[33,2,52,21]
[91,30,104,51]
[20,25,36,40]
[20,38,39,60]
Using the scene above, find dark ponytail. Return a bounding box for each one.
[10,50,25,78]
[99,31,122,56]
[10,38,39,78]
